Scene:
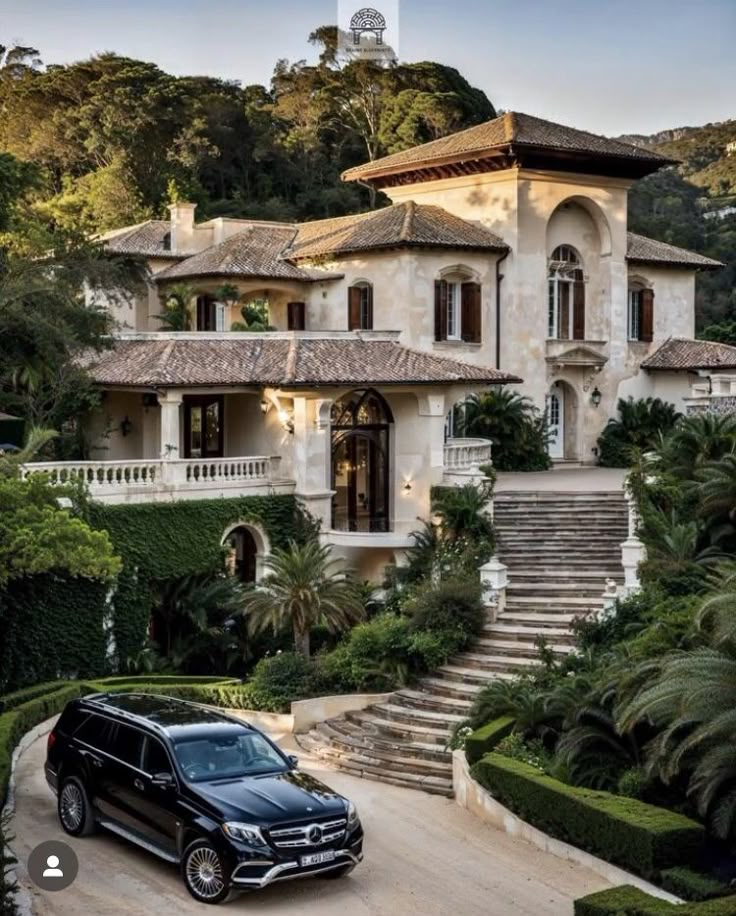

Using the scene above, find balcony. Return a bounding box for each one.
[443,437,493,477]
[20,456,295,505]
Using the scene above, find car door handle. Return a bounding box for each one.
[133,778,145,791]
[84,752,103,769]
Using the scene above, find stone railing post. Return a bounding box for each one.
[479,555,508,622]
[620,478,646,596]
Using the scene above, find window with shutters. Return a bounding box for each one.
[348,282,373,330]
[548,245,585,340]
[628,284,654,342]
[434,271,481,343]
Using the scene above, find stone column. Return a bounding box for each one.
[620,481,646,595]
[292,395,334,529]
[158,391,183,459]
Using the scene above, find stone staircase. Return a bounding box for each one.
[298,489,628,797]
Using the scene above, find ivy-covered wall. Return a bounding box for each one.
[88,494,299,665]
[0,575,109,693]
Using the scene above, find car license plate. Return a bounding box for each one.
[301,850,335,867]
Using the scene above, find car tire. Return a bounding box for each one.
[58,776,96,837]
[182,839,231,905]
[323,863,355,880]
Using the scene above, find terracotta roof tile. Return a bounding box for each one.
[283,202,507,260]
[626,232,723,270]
[154,225,319,282]
[101,221,184,259]
[343,111,672,182]
[81,335,521,388]
[642,338,736,371]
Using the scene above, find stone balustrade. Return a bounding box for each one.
[21,455,292,504]
[443,437,493,472]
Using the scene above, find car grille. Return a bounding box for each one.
[267,817,347,849]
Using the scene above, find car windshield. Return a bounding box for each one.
[173,730,288,782]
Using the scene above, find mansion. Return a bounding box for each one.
[26,111,725,579]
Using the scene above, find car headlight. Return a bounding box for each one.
[347,800,360,827]
[222,821,268,846]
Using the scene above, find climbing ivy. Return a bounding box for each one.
[0,575,109,693]
[88,495,299,663]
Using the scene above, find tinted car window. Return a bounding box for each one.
[56,705,87,737]
[110,724,144,768]
[174,730,287,782]
[142,737,173,775]
[74,713,112,749]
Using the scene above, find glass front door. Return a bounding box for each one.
[184,396,224,459]
[332,432,389,532]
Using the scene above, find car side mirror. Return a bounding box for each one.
[288,754,299,769]
[151,771,174,788]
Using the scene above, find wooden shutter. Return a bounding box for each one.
[287,301,305,330]
[640,288,654,342]
[348,286,362,331]
[461,282,482,343]
[572,280,586,340]
[434,280,448,341]
[364,284,374,330]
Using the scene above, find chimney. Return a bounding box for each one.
[167,202,197,253]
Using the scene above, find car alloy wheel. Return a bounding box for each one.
[185,844,227,903]
[59,782,84,832]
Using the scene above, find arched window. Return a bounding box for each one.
[348,281,373,330]
[434,269,481,343]
[331,389,392,532]
[627,280,654,342]
[548,245,585,340]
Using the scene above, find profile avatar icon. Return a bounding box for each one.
[42,854,64,878]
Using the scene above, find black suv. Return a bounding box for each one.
[45,693,363,904]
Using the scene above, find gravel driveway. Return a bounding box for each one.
[10,725,610,915]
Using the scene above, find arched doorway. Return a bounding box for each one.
[223,523,269,584]
[331,389,393,533]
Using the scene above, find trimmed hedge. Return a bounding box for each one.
[0,681,72,714]
[574,886,736,916]
[472,753,705,880]
[660,868,731,903]
[465,717,515,765]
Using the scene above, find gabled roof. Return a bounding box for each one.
[626,232,723,270]
[343,112,674,186]
[642,338,736,371]
[283,201,507,260]
[100,221,184,259]
[154,225,323,283]
[80,333,522,388]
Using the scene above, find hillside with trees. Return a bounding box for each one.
[623,120,736,330]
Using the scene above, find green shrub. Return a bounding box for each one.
[617,767,648,800]
[338,614,414,691]
[407,629,457,671]
[472,753,705,879]
[574,885,736,915]
[311,645,360,695]
[495,732,550,772]
[406,578,485,642]
[240,653,314,713]
[465,716,515,765]
[597,397,680,468]
[660,868,731,902]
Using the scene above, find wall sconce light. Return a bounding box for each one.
[590,387,602,408]
[142,392,159,412]
[260,398,270,414]
[120,416,133,437]
[403,481,412,492]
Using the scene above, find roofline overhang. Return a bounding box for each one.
[626,257,724,271]
[286,239,509,262]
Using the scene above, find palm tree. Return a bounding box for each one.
[617,570,736,838]
[242,539,365,657]
[0,427,57,477]
[598,397,680,467]
[698,454,736,528]
[432,481,494,542]
[658,413,736,480]
[157,283,194,331]
[461,389,550,471]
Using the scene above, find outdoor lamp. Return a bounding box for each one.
[120,415,133,436]
[590,387,602,408]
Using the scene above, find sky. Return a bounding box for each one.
[0,0,733,136]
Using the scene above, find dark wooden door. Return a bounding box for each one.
[183,395,224,459]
